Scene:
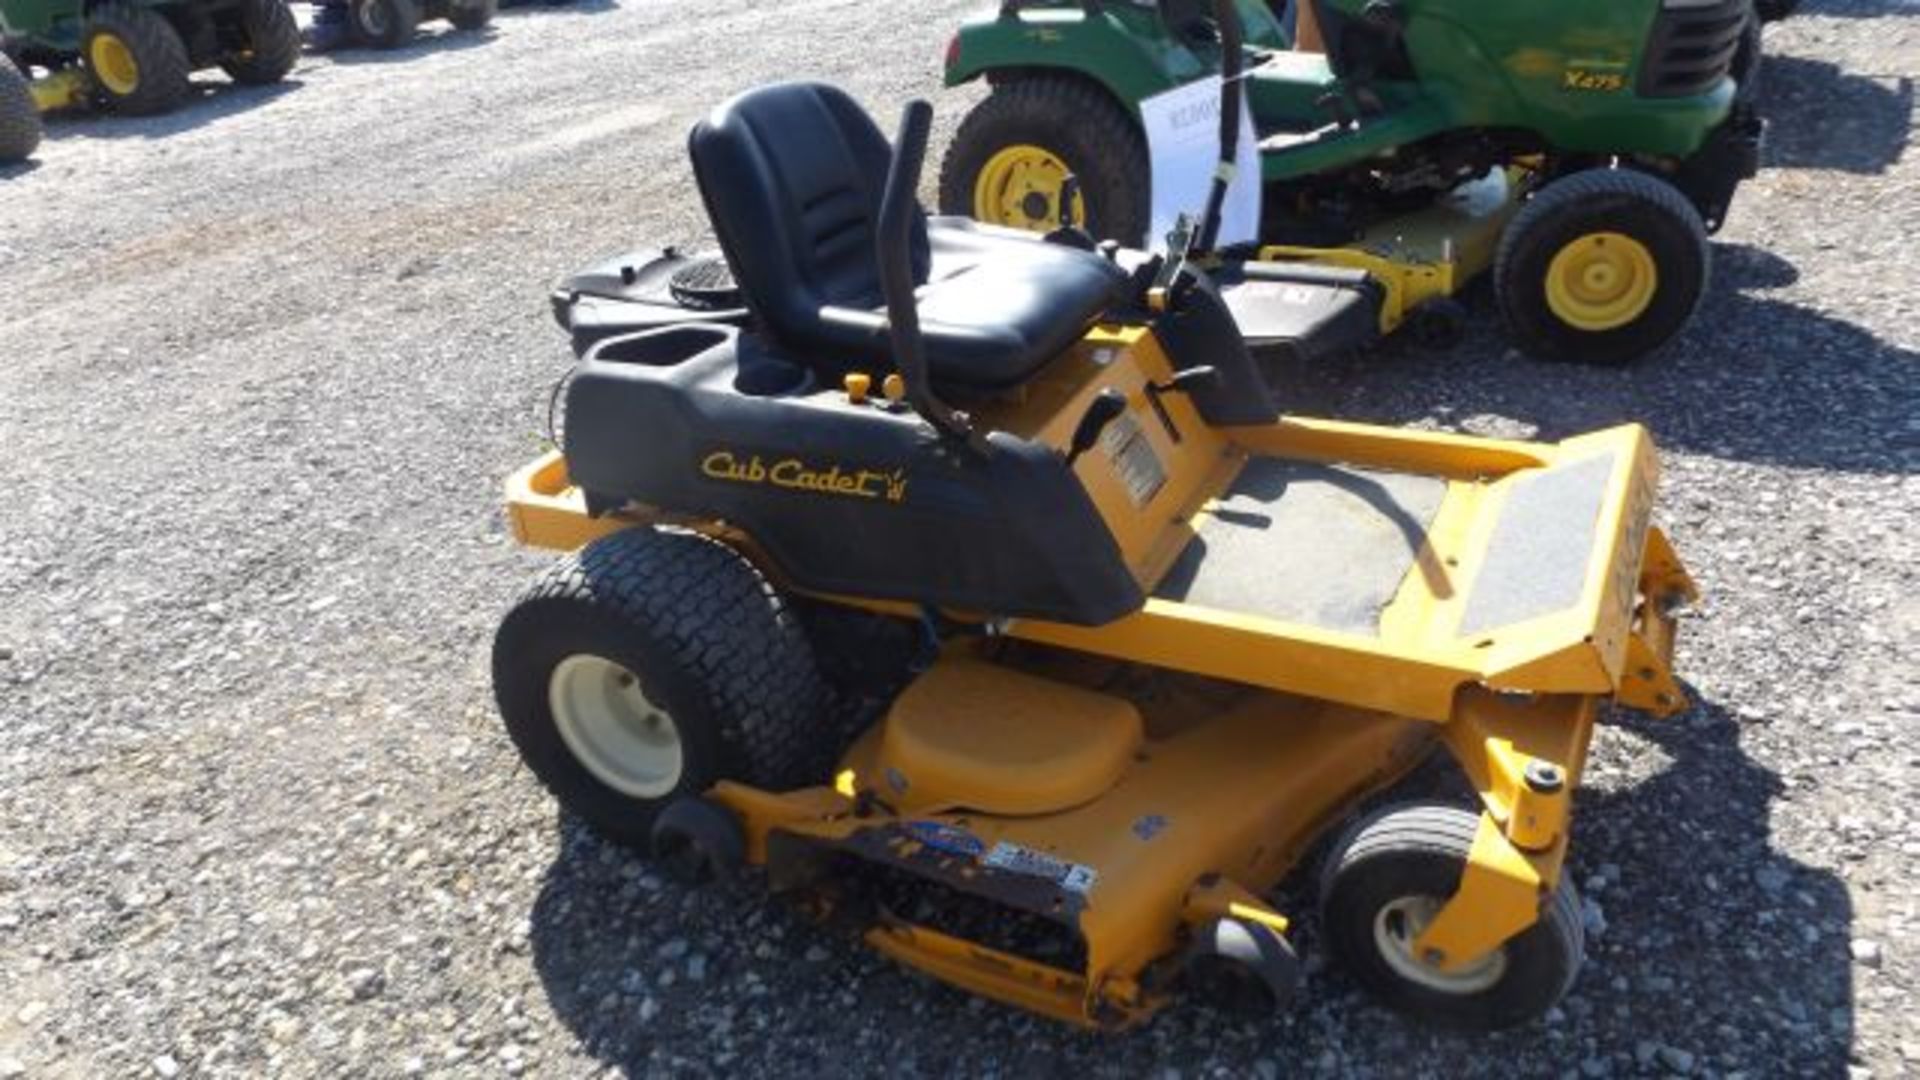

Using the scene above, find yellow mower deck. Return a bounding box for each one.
[1259,167,1530,334]
[505,322,1692,1026]
[27,70,88,113]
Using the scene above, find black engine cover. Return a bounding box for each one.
[562,325,1143,627]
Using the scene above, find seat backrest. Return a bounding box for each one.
[688,82,931,356]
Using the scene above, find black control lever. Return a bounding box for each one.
[1145,366,1220,444]
[1152,366,1222,396]
[876,100,987,456]
[1045,174,1098,251]
[1065,390,1129,468]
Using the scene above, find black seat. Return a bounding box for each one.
[689,82,1130,392]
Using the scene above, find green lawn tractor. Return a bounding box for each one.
[1,0,299,118]
[0,53,39,160]
[938,0,1766,365]
[303,0,494,53]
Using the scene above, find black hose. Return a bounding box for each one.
[1196,0,1247,253]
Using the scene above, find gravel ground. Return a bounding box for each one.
[1,1,1916,1076]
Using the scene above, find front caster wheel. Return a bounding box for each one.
[1319,803,1584,1030]
[1183,915,1301,1016]
[492,527,836,849]
[1406,296,1470,351]
[651,798,746,884]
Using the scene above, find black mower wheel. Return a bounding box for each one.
[220,0,301,85]
[938,74,1150,247]
[446,0,496,31]
[492,527,836,848]
[1319,803,1584,1031]
[0,59,40,164]
[1494,167,1709,366]
[82,3,192,116]
[1184,915,1302,1016]
[347,0,420,49]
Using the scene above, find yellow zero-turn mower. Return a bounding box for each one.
[492,77,1697,1030]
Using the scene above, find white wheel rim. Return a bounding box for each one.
[1372,895,1509,995]
[548,654,684,799]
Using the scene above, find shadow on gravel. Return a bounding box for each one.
[1798,0,1920,17]
[496,0,619,18]
[1558,700,1856,1076]
[323,27,496,65]
[1277,241,1920,476]
[1760,53,1913,174]
[523,692,1854,1077]
[0,159,41,179]
[42,80,300,142]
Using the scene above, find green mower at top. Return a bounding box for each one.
[938,0,1766,365]
[2,0,299,117]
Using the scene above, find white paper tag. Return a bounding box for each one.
[1138,76,1263,254]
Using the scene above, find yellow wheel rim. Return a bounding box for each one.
[1544,232,1659,332]
[89,32,141,97]
[972,143,1087,233]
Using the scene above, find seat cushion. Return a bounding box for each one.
[821,221,1130,390]
[690,82,1127,392]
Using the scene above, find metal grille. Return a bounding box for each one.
[1638,1,1749,98]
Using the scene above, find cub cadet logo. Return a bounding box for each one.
[701,451,908,504]
[1563,67,1627,93]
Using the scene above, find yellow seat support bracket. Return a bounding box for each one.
[1410,813,1552,972]
[1616,526,1697,718]
[1418,690,1590,972]
[1180,876,1291,937]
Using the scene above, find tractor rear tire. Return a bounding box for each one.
[446,0,496,31]
[347,0,420,49]
[0,59,40,164]
[83,3,192,116]
[220,0,301,85]
[1319,802,1585,1031]
[938,75,1150,248]
[1494,168,1709,367]
[492,527,837,849]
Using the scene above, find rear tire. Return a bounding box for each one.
[347,0,420,48]
[82,3,192,116]
[1494,168,1709,366]
[0,59,40,163]
[492,527,837,848]
[1319,803,1584,1030]
[220,0,301,85]
[446,0,495,31]
[938,75,1150,247]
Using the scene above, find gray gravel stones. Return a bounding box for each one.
[1,0,1916,1077]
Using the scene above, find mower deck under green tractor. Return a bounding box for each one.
[491,69,1699,1031]
[937,0,1766,365]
